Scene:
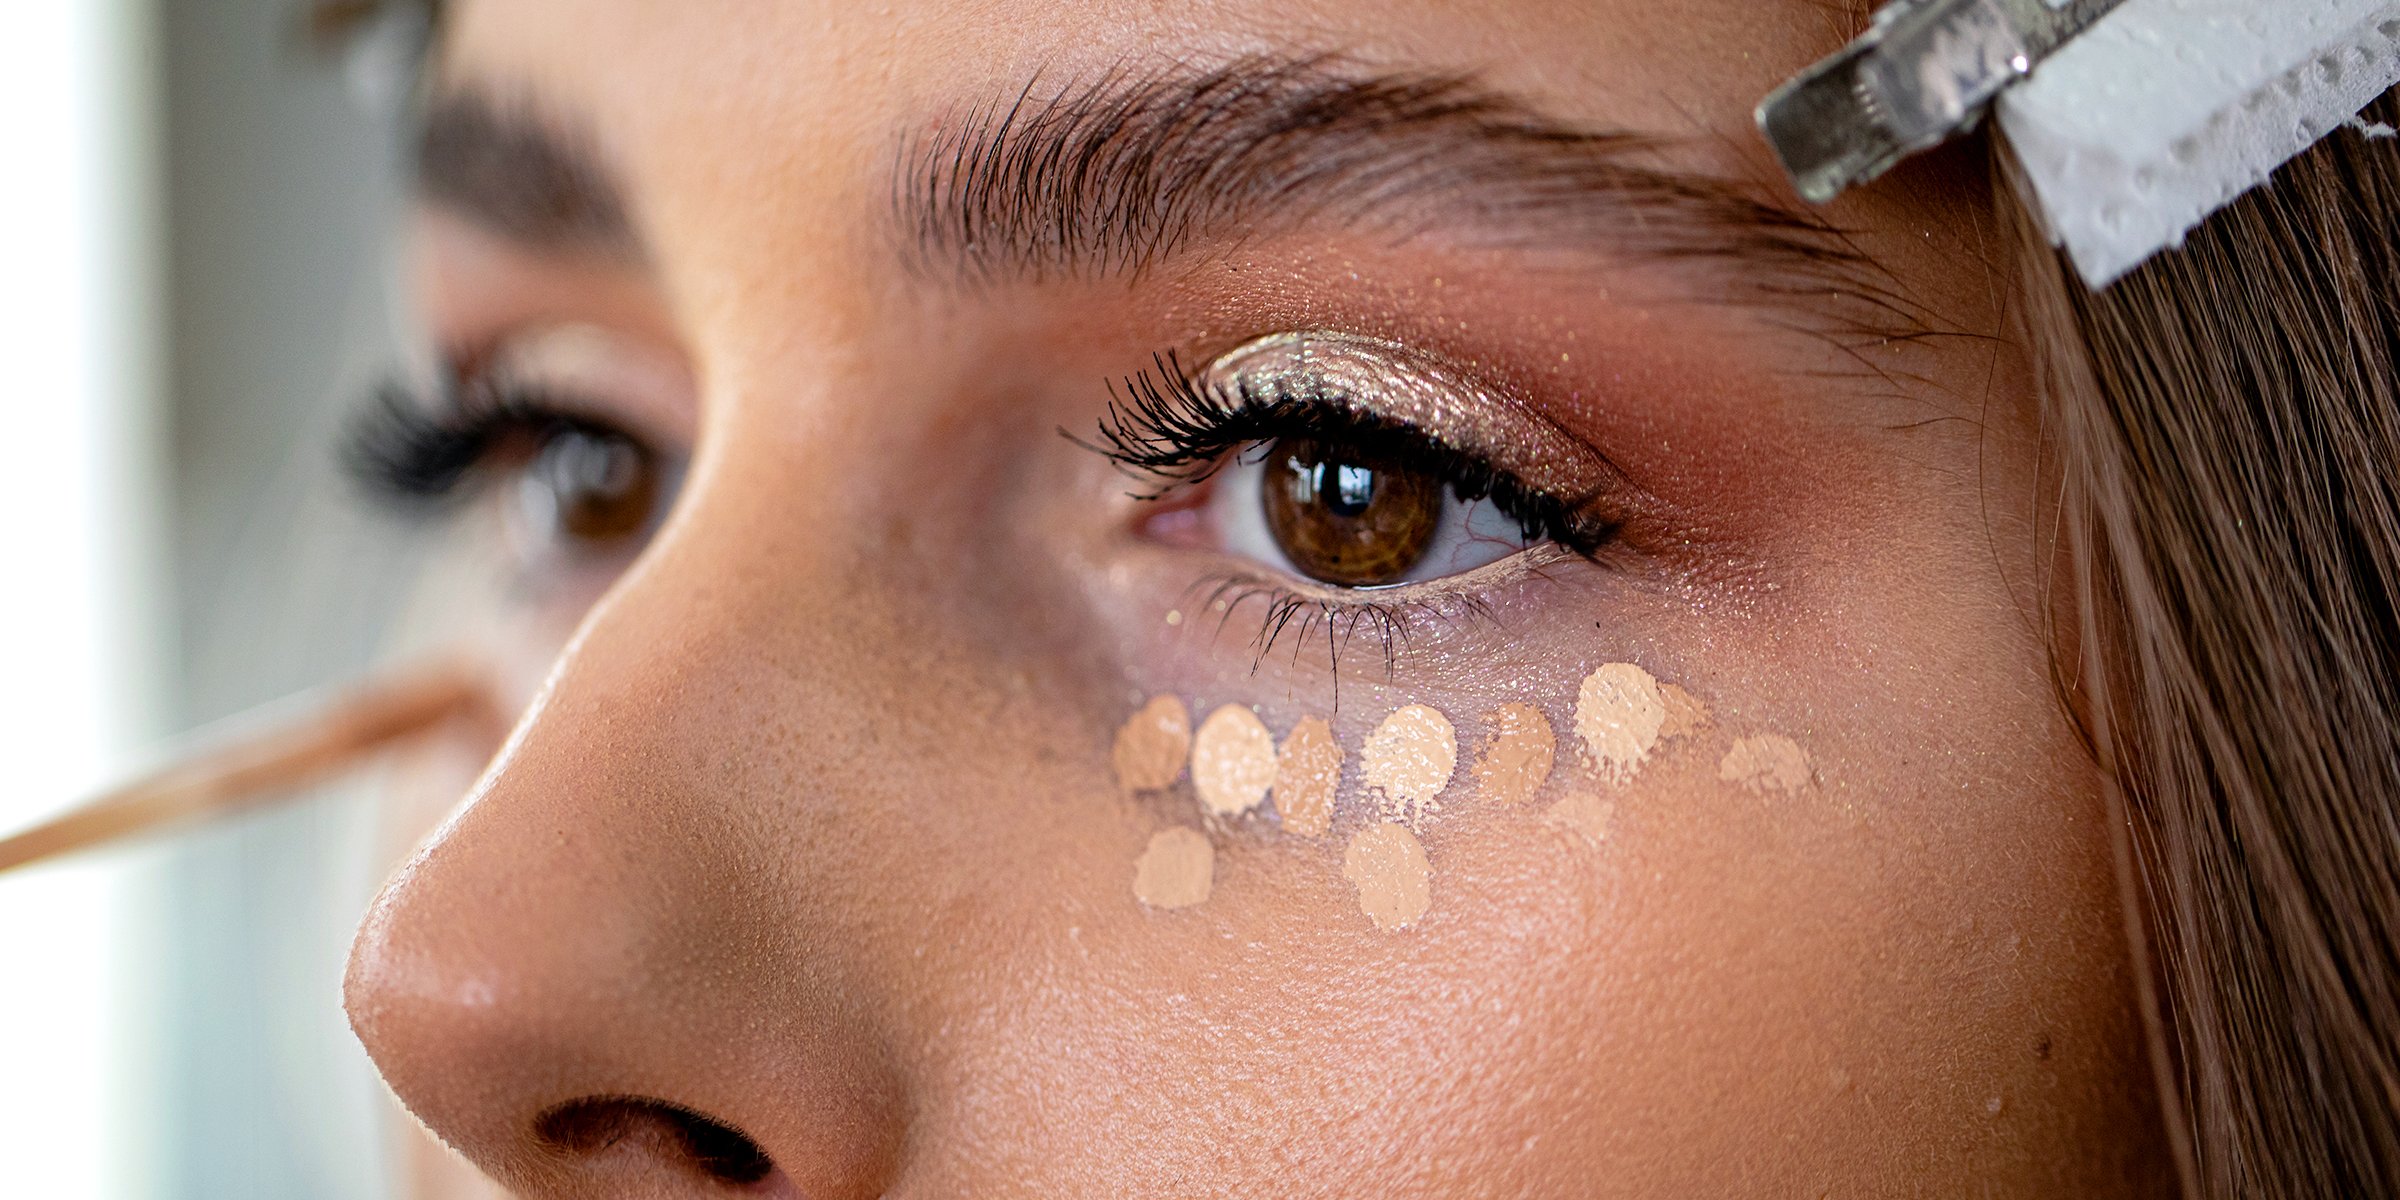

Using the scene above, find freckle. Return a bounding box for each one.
[1471,702,1555,806]
[1133,827,1213,909]
[1718,734,1814,795]
[1342,821,1432,930]
[1191,704,1277,817]
[1112,694,1190,794]
[1574,663,1666,783]
[1272,716,1341,838]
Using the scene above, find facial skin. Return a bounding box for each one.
[344,1,2174,1195]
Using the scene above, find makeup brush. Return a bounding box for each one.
[0,660,489,876]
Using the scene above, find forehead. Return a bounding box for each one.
[434,0,1857,189]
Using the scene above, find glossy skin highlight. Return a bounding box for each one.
[343,1,2172,1195]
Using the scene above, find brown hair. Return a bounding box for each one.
[2007,89,2400,1195]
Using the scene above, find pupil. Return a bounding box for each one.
[522,428,657,548]
[1324,463,1376,516]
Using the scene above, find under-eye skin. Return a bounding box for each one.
[1083,329,1636,660]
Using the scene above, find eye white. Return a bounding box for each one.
[1205,443,1531,587]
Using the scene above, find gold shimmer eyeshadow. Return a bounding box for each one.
[1192,704,1278,817]
[1342,821,1432,931]
[1471,702,1556,806]
[1272,717,1341,837]
[1200,331,1613,499]
[1574,663,1666,783]
[1360,704,1459,826]
[1718,734,1814,795]
[1112,694,1191,794]
[1133,826,1215,909]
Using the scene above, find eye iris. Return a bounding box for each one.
[520,427,658,548]
[1261,438,1441,586]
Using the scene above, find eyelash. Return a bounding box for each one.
[342,371,638,507]
[1086,350,1617,556]
[1080,349,1617,670]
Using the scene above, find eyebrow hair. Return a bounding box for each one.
[894,53,1932,337]
[415,88,642,261]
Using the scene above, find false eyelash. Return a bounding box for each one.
[341,373,627,509]
[1080,350,1619,558]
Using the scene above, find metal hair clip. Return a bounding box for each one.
[1757,0,2126,203]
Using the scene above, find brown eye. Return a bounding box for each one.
[517,426,660,549]
[1259,438,1443,586]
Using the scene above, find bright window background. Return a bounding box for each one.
[0,1,167,1198]
[0,2,424,1196]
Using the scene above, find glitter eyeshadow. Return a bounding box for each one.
[1360,705,1459,826]
[1133,827,1215,909]
[1342,821,1432,931]
[1574,663,1666,784]
[1191,704,1278,817]
[1112,694,1191,794]
[1272,717,1342,837]
[1719,734,1813,795]
[1200,331,1611,500]
[1471,702,1556,806]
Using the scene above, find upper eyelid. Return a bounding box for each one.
[1199,331,1616,500]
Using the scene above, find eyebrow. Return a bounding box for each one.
[415,89,642,261]
[894,53,1928,333]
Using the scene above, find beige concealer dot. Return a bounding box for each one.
[1192,704,1278,817]
[1360,704,1459,825]
[1658,683,1710,740]
[1133,827,1214,909]
[1472,702,1556,806]
[1544,791,1615,850]
[1342,821,1432,931]
[1272,717,1342,838]
[1113,694,1191,794]
[1574,663,1667,784]
[1718,734,1814,795]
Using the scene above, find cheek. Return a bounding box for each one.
[996,636,2126,1191]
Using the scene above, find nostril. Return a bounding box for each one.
[535,1096,778,1186]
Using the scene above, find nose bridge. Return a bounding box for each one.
[344,471,910,1194]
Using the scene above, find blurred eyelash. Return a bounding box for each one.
[1078,349,1618,557]
[341,372,630,509]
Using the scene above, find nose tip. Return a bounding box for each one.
[342,768,904,1198]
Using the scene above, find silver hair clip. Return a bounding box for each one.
[1757,0,2126,203]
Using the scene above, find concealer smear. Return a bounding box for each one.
[1133,826,1214,909]
[1272,717,1341,837]
[1471,702,1555,806]
[1342,821,1432,930]
[1113,694,1191,794]
[1544,791,1615,850]
[1361,705,1458,826]
[1658,683,1710,741]
[1192,704,1278,817]
[1574,663,1667,784]
[1719,734,1814,795]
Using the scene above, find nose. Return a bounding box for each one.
[344,574,906,1197]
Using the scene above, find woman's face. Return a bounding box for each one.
[345,0,2169,1194]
